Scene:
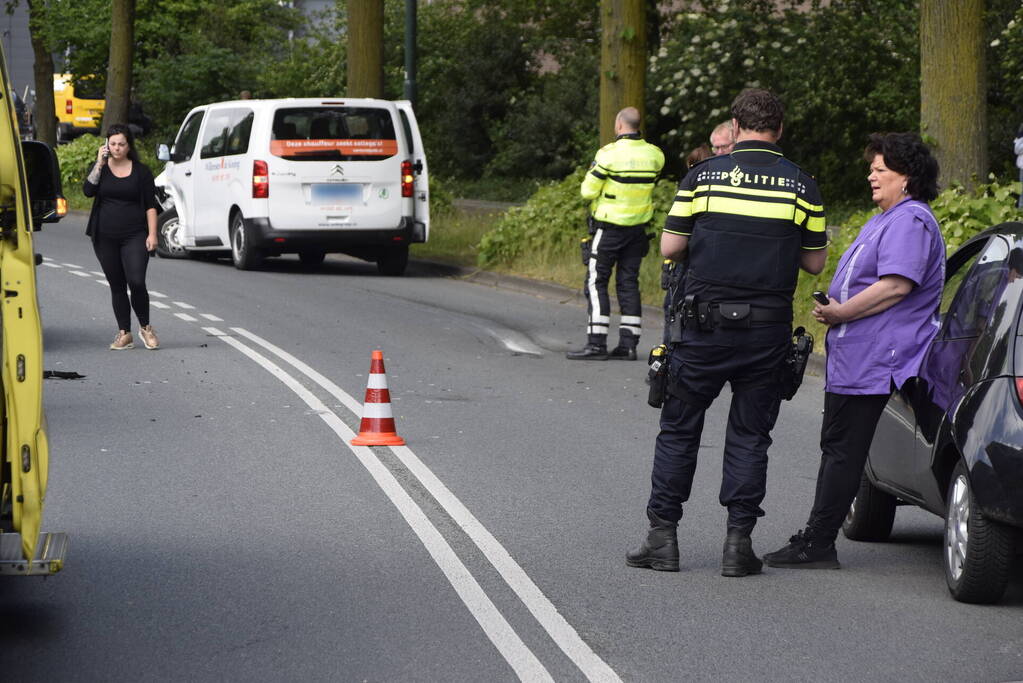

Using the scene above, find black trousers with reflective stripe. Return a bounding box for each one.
[648,338,787,531]
[584,223,648,346]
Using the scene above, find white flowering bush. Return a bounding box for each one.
[648,0,918,203]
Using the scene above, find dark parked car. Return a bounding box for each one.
[843,221,1023,604]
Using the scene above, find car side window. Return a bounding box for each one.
[200,108,253,159]
[173,111,204,162]
[943,236,1011,339]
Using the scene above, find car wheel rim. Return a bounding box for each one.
[161,217,186,255]
[232,220,243,260]
[946,474,970,582]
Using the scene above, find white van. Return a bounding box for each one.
[154,98,429,274]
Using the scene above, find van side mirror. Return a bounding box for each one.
[157,143,170,162]
[21,140,66,229]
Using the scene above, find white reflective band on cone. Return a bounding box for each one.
[367,374,389,389]
[362,402,394,419]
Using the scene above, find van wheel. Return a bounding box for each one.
[377,245,409,276]
[230,211,262,270]
[156,208,188,259]
[944,460,1014,604]
[299,250,326,268]
[842,470,896,541]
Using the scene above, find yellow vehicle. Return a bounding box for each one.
[53,72,104,143]
[1,43,68,574]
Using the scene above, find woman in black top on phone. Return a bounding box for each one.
[83,123,160,350]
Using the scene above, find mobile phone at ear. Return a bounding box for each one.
[812,291,829,305]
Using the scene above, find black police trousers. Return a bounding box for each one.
[647,335,788,531]
[584,223,649,347]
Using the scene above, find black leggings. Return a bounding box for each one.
[93,232,150,331]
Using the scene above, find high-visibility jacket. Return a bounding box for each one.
[581,133,665,227]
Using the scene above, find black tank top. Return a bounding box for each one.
[97,164,146,237]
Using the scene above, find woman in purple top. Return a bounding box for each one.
[765,132,945,569]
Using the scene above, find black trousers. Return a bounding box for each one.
[806,392,891,542]
[584,224,648,347]
[647,338,787,531]
[93,232,150,331]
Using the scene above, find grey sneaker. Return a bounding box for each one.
[139,325,160,350]
[110,330,133,350]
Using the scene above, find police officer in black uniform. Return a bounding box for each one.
[626,89,828,576]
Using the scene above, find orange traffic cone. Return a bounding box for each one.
[351,350,406,446]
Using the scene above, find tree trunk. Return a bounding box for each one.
[920,0,986,189]
[101,0,135,133]
[347,0,384,98]
[26,0,55,147]
[599,0,646,145]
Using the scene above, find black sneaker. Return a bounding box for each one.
[763,529,840,569]
[608,346,638,360]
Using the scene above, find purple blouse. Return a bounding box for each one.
[825,198,946,394]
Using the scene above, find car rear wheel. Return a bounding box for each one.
[377,245,408,276]
[156,208,188,259]
[944,460,1014,604]
[299,250,326,268]
[230,211,262,270]
[842,470,897,541]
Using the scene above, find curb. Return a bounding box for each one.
[409,256,828,374]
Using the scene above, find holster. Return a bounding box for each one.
[580,236,593,265]
[778,326,814,400]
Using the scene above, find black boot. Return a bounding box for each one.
[626,509,680,572]
[566,343,608,360]
[721,528,763,577]
[608,346,638,360]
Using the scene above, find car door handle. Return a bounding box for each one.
[184,171,192,177]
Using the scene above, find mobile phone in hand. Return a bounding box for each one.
[812,291,830,305]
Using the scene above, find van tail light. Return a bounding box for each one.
[252,160,269,198]
[401,160,414,198]
[66,99,73,114]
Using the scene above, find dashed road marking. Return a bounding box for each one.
[70,270,92,278]
[200,313,223,321]
[149,290,168,298]
[173,301,195,309]
[89,271,104,277]
[96,280,109,287]
[151,301,170,309]
[174,313,198,322]
[61,262,82,268]
[41,262,62,269]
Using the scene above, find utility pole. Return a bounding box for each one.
[347,0,384,98]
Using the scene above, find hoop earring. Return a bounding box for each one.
[902,184,908,194]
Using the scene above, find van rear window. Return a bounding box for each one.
[271,107,398,161]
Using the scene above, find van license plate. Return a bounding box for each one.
[310,183,361,204]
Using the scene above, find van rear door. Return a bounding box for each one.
[267,105,404,232]
[395,101,429,241]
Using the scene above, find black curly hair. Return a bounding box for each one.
[863,132,939,202]
[730,88,784,134]
[105,122,140,162]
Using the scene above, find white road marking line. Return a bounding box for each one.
[230,326,620,682]
[173,301,195,309]
[174,313,198,322]
[96,279,109,287]
[204,327,553,682]
[70,270,92,278]
[149,290,167,298]
[200,313,223,321]
[41,262,62,269]
[151,301,170,309]
[61,262,82,268]
[89,271,104,277]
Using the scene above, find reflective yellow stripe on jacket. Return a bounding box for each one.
[581,138,665,226]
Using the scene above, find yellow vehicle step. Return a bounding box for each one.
[0,532,68,575]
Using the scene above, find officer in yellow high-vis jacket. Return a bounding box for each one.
[567,107,665,360]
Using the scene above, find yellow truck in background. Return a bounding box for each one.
[53,73,104,143]
[1,43,68,574]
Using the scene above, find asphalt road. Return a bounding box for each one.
[0,215,1020,682]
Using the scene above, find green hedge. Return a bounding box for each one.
[55,134,164,211]
[478,170,1023,340]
